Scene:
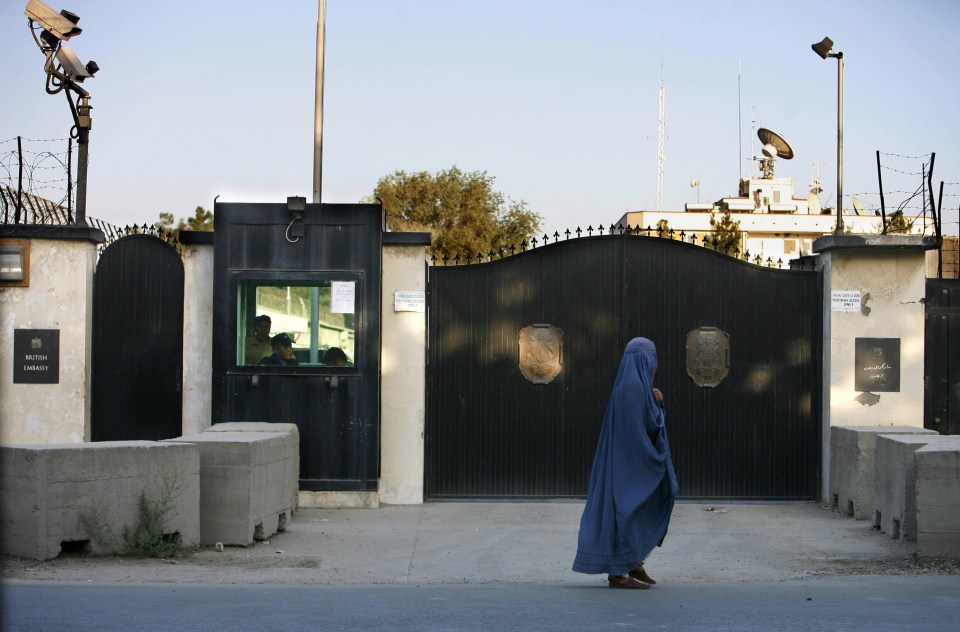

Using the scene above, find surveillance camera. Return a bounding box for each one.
[25,0,82,41]
[56,45,93,81]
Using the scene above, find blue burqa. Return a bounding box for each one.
[572,337,678,575]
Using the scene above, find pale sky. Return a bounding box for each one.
[2,0,958,237]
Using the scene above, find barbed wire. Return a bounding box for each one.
[877,151,933,160]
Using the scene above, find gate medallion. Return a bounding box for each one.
[518,324,563,384]
[686,327,730,387]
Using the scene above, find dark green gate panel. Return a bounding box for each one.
[426,235,821,500]
[925,278,960,435]
[91,234,184,441]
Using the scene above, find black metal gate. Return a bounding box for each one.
[925,278,960,435]
[426,234,822,500]
[91,234,184,441]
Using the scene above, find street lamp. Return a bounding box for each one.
[24,0,98,225]
[811,36,843,234]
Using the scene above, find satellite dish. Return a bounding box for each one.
[690,179,700,187]
[755,128,794,178]
[757,128,794,159]
[852,197,866,216]
[807,191,822,215]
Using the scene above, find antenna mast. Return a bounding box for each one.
[657,67,665,213]
[738,60,742,182]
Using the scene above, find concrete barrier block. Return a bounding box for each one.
[167,431,296,546]
[915,442,960,559]
[829,426,936,520]
[203,422,300,509]
[873,434,951,541]
[0,442,200,560]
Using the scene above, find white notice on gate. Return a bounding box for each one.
[331,281,355,314]
[831,290,861,312]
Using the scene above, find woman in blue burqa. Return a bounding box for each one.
[573,337,678,589]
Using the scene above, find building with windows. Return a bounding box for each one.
[617,161,928,266]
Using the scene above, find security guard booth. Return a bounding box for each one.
[211,200,383,493]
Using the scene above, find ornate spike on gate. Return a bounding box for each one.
[586,225,594,236]
[575,227,582,238]
[531,236,538,248]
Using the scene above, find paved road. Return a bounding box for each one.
[3,503,959,630]
[3,575,960,631]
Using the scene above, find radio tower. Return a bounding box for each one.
[657,68,665,213]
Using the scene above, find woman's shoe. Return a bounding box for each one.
[629,565,656,585]
[608,574,649,589]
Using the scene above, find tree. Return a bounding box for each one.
[365,166,542,261]
[880,210,915,235]
[156,206,213,239]
[708,211,743,254]
[655,219,671,237]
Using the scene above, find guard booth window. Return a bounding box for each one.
[236,279,356,367]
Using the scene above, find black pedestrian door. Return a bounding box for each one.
[426,233,822,500]
[91,234,184,441]
[925,278,960,435]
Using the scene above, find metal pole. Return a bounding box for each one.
[75,95,92,225]
[876,150,886,234]
[936,181,944,278]
[67,137,73,223]
[312,0,326,204]
[835,52,844,234]
[16,136,23,224]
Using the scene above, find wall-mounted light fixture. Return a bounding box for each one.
[0,245,27,282]
[285,196,307,242]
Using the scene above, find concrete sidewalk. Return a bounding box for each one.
[2,502,953,586]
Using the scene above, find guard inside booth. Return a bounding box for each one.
[211,200,383,494]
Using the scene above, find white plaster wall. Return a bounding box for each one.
[181,243,214,435]
[378,245,427,504]
[827,250,926,426]
[819,242,928,500]
[0,239,96,444]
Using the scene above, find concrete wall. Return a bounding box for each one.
[167,428,297,546]
[873,434,943,540]
[0,232,101,444]
[0,441,200,560]
[815,235,936,500]
[829,425,936,520]
[181,239,214,435]
[203,422,299,510]
[378,243,428,505]
[915,442,960,558]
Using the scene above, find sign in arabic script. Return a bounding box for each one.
[854,337,900,392]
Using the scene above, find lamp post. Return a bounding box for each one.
[313,0,326,204]
[24,0,98,225]
[812,37,843,234]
